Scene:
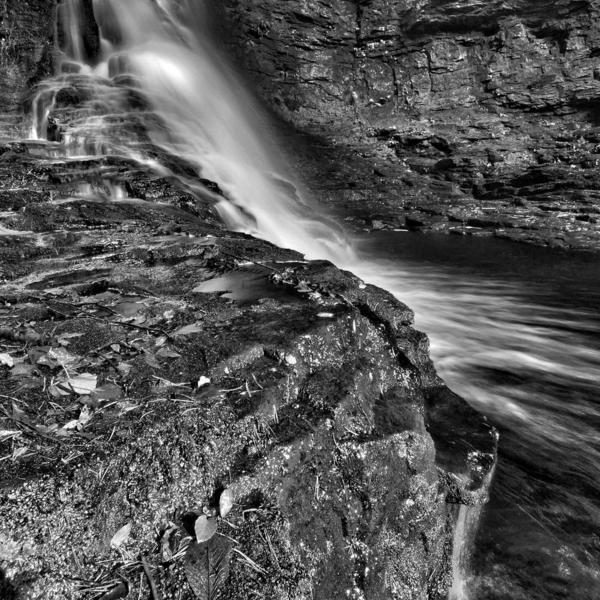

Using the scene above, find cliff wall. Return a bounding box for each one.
[223,0,600,250]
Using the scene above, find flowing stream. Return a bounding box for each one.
[28,1,600,598]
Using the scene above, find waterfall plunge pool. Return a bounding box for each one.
[355,231,600,600]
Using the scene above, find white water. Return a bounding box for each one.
[449,505,482,600]
[29,2,600,599]
[32,0,352,263]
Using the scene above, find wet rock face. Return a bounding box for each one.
[0,0,55,138]
[222,0,600,250]
[0,144,496,599]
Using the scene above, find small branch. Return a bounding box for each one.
[232,548,267,575]
[0,405,65,445]
[141,558,162,600]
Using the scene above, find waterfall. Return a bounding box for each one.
[30,0,353,263]
[448,504,483,600]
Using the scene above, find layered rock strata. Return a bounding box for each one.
[222,0,600,250]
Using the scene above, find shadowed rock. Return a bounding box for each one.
[222,0,600,251]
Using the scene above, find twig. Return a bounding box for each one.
[264,532,281,572]
[232,548,267,575]
[216,530,239,544]
[220,250,284,275]
[102,317,172,339]
[251,374,263,389]
[0,405,64,445]
[141,558,162,600]
[152,376,188,387]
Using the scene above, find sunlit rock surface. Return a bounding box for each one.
[0,143,496,599]
[222,0,600,250]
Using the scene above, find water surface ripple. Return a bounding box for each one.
[357,232,600,600]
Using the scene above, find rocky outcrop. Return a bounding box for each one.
[0,143,497,599]
[222,0,600,250]
[0,3,498,598]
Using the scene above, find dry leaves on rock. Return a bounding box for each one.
[194,516,218,544]
[185,535,232,600]
[110,522,132,549]
[218,489,233,518]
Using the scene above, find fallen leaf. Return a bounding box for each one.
[97,582,128,600]
[12,402,28,423]
[49,380,72,398]
[63,406,92,431]
[185,536,231,600]
[78,405,91,426]
[219,489,233,518]
[117,401,139,415]
[10,363,35,378]
[155,336,168,348]
[29,347,50,365]
[69,373,97,395]
[173,323,203,336]
[156,347,181,359]
[159,523,179,562]
[115,302,143,316]
[92,383,123,402]
[110,522,132,549]
[48,347,80,367]
[0,353,14,368]
[295,281,312,293]
[22,328,42,343]
[144,352,161,369]
[36,423,59,435]
[117,362,132,376]
[12,447,30,460]
[197,376,211,388]
[284,354,297,366]
[194,515,218,543]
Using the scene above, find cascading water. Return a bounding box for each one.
[31,0,353,262]
[28,2,600,599]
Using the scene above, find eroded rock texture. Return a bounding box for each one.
[0,143,496,599]
[222,0,600,250]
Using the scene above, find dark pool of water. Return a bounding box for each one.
[353,232,600,600]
